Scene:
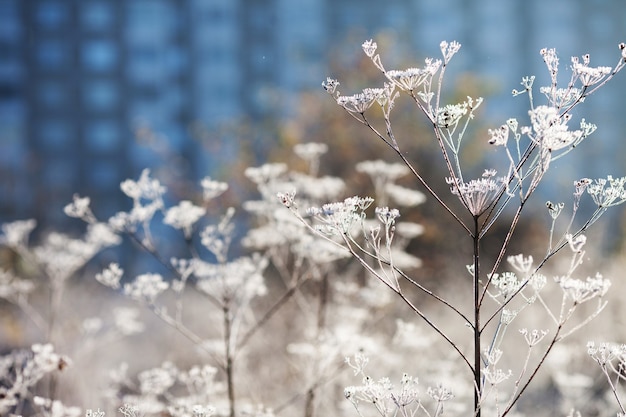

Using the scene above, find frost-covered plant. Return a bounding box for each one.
[52,152,425,417]
[66,171,270,417]
[282,39,626,416]
[0,344,72,416]
[0,217,120,340]
[586,341,626,415]
[242,144,425,417]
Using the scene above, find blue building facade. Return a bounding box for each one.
[1,0,626,228]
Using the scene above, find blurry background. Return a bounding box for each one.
[2,0,626,234]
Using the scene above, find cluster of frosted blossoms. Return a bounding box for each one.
[323,39,463,119]
[336,87,392,114]
[164,201,207,239]
[104,361,219,417]
[586,341,626,367]
[571,53,613,87]
[124,273,169,304]
[0,344,72,415]
[306,196,374,235]
[445,170,506,216]
[584,175,626,207]
[344,370,453,416]
[555,272,611,304]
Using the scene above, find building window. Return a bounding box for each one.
[87,160,121,191]
[80,2,115,31]
[36,1,69,30]
[126,1,174,44]
[0,58,22,83]
[42,158,75,187]
[82,40,117,72]
[83,80,118,111]
[36,40,68,70]
[127,46,164,85]
[0,0,21,40]
[38,119,71,150]
[85,120,121,153]
[38,81,66,108]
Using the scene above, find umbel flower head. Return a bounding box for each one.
[336,88,386,113]
[571,54,612,87]
[307,196,374,235]
[526,105,588,151]
[446,170,505,216]
[385,58,441,92]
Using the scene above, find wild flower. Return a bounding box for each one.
[546,200,565,219]
[336,88,386,113]
[539,86,581,108]
[96,262,123,289]
[118,403,140,417]
[33,227,119,283]
[0,218,37,248]
[109,169,166,236]
[291,234,351,263]
[488,272,522,301]
[33,396,81,417]
[555,273,611,304]
[356,159,409,183]
[194,255,268,302]
[64,194,96,223]
[123,273,169,304]
[139,362,177,395]
[385,59,441,92]
[120,168,166,202]
[507,254,534,274]
[482,368,512,386]
[527,105,584,151]
[381,184,424,209]
[571,54,612,86]
[519,328,548,347]
[437,101,468,129]
[113,307,145,335]
[0,268,35,301]
[85,409,106,417]
[322,77,339,95]
[164,200,207,239]
[361,39,377,58]
[200,207,235,263]
[446,170,505,216]
[200,177,228,201]
[586,341,626,366]
[540,47,560,85]
[440,40,462,63]
[566,233,587,253]
[375,206,400,228]
[488,123,510,146]
[306,196,374,236]
[294,142,328,161]
[291,173,345,201]
[245,163,288,185]
[586,175,626,207]
[294,142,328,176]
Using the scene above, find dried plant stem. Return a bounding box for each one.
[224,303,236,417]
[473,215,483,417]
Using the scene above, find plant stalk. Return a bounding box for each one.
[473,215,482,417]
[224,303,236,417]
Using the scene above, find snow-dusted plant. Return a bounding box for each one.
[281,39,626,416]
[31,148,423,417]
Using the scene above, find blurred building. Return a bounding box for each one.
[1,0,626,228]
